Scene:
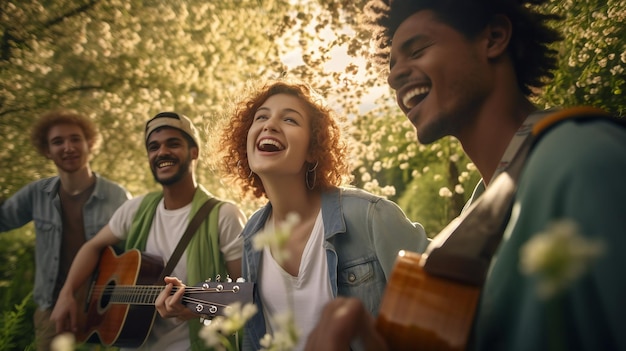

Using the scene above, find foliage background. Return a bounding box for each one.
[1,0,624,349]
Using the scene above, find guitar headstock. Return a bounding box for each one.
[183,276,254,319]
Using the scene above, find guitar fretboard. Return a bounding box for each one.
[91,284,243,306]
[108,286,164,305]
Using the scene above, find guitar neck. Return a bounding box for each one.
[92,282,248,308]
[422,172,518,286]
[96,285,166,306]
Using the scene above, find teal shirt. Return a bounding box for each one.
[471,117,626,350]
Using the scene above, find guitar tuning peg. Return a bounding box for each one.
[204,278,212,282]
[227,275,233,283]
[215,274,221,282]
[236,277,246,283]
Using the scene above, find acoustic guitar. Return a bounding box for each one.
[376,171,518,351]
[74,245,254,347]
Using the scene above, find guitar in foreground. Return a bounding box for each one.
[376,172,517,351]
[74,246,254,347]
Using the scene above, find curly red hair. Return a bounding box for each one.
[30,109,101,157]
[220,80,351,199]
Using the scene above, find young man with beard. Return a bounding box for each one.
[0,109,130,351]
[51,112,246,350]
[305,0,626,350]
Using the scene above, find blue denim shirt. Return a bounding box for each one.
[0,174,130,309]
[241,187,428,350]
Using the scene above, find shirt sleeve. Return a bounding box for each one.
[217,202,246,261]
[370,196,429,279]
[0,182,36,231]
[108,196,144,240]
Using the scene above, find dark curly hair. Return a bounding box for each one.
[30,109,101,157]
[220,80,351,199]
[365,0,563,96]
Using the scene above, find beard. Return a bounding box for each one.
[53,154,88,174]
[416,115,451,145]
[151,155,191,186]
[415,89,484,145]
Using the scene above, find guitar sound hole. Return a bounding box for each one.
[99,280,115,309]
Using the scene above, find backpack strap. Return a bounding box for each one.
[533,106,620,139]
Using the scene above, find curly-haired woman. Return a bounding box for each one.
[220,80,428,351]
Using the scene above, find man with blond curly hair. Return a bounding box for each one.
[0,109,130,351]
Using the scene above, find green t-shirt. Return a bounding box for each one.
[471,117,626,350]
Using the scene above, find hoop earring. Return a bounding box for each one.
[306,161,318,190]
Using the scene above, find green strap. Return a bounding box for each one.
[126,192,162,251]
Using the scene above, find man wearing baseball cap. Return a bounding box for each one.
[51,112,247,350]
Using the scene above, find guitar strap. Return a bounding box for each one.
[157,197,220,284]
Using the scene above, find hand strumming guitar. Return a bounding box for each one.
[304,297,388,351]
[51,286,79,334]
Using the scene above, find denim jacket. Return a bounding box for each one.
[241,186,428,350]
[0,174,130,309]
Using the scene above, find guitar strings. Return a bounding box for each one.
[85,285,244,307]
[88,286,242,293]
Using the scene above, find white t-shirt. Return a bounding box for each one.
[259,210,333,351]
[108,194,246,351]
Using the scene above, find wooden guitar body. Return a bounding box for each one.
[75,246,164,347]
[375,171,522,350]
[73,246,254,347]
[376,251,480,351]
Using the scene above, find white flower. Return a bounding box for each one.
[260,334,274,348]
[520,220,604,299]
[252,212,300,264]
[381,185,396,197]
[454,184,464,194]
[199,302,258,351]
[221,302,258,334]
[51,333,75,351]
[438,187,453,198]
[260,312,300,351]
[199,317,228,350]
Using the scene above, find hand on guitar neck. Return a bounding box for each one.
[156,276,203,321]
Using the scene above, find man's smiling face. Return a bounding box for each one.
[387,10,493,144]
[146,127,195,186]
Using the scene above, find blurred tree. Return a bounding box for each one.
[540,0,626,116]
[1,0,296,204]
